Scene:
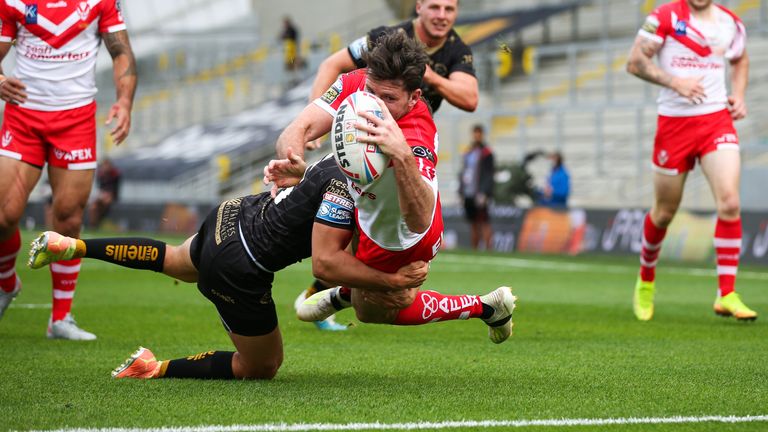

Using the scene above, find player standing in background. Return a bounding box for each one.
[28,155,429,380]
[269,32,516,343]
[300,0,478,329]
[626,0,756,321]
[0,0,137,339]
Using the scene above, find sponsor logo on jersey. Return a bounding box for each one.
[1,131,11,148]
[322,192,353,210]
[674,20,687,36]
[350,182,376,200]
[412,145,435,162]
[317,193,353,225]
[325,179,352,199]
[53,148,93,161]
[47,1,67,8]
[321,81,342,105]
[25,4,38,25]
[76,1,91,21]
[641,16,659,34]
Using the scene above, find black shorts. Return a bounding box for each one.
[463,197,489,223]
[190,198,277,337]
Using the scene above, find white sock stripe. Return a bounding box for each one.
[717,265,738,276]
[52,289,76,299]
[714,238,742,248]
[50,263,82,274]
[0,252,18,263]
[0,268,16,279]
[640,257,658,267]
[641,237,662,251]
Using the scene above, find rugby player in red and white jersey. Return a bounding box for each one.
[267,32,516,343]
[0,0,137,338]
[626,0,756,321]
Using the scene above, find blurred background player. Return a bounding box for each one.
[29,154,429,380]
[626,0,756,321]
[0,0,137,339]
[459,124,495,251]
[88,158,122,229]
[299,0,478,329]
[269,32,516,343]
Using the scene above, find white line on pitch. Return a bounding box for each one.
[432,254,768,281]
[24,414,768,432]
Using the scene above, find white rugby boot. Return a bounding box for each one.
[480,286,517,344]
[47,313,97,340]
[294,289,347,331]
[0,276,21,321]
[297,287,351,322]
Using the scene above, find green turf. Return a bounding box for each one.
[1,231,767,432]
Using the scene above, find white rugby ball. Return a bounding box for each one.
[331,91,390,186]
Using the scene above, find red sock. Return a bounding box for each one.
[393,290,484,325]
[0,230,21,293]
[50,258,81,321]
[639,213,667,282]
[714,218,741,297]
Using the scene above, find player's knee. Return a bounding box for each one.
[239,359,282,380]
[651,207,676,227]
[717,195,740,219]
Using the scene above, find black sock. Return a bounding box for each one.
[312,279,332,292]
[83,238,166,272]
[331,287,352,309]
[481,303,495,320]
[164,351,235,379]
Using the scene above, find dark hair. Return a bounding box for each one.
[472,124,484,133]
[362,31,428,93]
[551,151,563,168]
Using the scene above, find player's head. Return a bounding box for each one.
[687,0,713,11]
[415,0,458,43]
[472,124,484,143]
[363,32,428,120]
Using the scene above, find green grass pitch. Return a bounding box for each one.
[1,231,767,431]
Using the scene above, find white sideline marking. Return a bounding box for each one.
[25,415,768,432]
[434,255,768,281]
[9,303,51,309]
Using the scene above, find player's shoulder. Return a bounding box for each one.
[713,3,743,24]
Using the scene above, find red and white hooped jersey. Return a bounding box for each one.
[638,0,746,117]
[314,69,442,252]
[0,0,126,111]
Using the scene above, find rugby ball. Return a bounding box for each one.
[331,91,390,185]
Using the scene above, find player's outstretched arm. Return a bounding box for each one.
[103,30,137,145]
[262,148,307,197]
[309,49,357,102]
[423,68,478,111]
[311,223,429,291]
[275,103,333,159]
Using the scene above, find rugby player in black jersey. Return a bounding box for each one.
[301,0,478,329]
[27,154,429,380]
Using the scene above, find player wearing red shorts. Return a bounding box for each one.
[267,32,516,343]
[627,0,755,321]
[0,0,137,338]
